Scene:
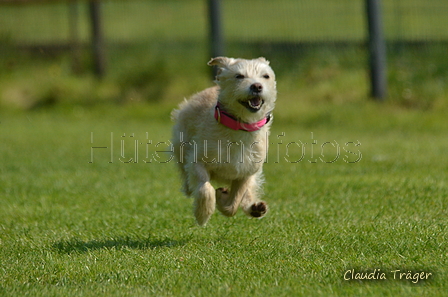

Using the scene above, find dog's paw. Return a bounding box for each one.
[216,187,229,194]
[249,201,268,218]
[216,188,229,203]
[216,188,235,217]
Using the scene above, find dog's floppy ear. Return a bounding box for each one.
[207,57,235,68]
[256,57,270,65]
[208,57,236,81]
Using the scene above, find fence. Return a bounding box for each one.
[1,0,447,101]
[2,1,447,42]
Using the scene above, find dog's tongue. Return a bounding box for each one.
[249,97,262,108]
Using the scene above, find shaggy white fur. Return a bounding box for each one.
[171,57,277,226]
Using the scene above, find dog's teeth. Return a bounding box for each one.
[249,98,262,109]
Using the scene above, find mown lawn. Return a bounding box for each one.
[1,2,447,295]
[0,102,447,296]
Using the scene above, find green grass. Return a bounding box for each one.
[0,1,447,295]
[0,102,447,296]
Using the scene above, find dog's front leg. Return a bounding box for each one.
[240,173,268,218]
[190,163,215,226]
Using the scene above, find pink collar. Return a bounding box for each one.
[214,102,271,132]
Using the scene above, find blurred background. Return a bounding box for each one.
[0,0,447,111]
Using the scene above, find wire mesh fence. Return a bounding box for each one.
[0,0,447,108]
[1,0,447,44]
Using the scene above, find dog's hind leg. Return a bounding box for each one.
[216,175,265,217]
[189,163,215,226]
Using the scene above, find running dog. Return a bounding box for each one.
[171,57,277,225]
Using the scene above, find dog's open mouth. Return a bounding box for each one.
[239,96,264,113]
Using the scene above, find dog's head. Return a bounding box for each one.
[208,57,277,123]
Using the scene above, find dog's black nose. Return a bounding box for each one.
[250,83,263,93]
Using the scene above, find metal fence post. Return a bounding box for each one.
[208,0,224,78]
[69,0,81,74]
[89,0,106,78]
[366,0,387,100]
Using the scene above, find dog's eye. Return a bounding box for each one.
[263,74,270,79]
[235,74,245,79]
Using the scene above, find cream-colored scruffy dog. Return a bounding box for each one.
[171,57,276,226]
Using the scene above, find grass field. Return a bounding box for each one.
[1,101,447,296]
[1,1,448,295]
